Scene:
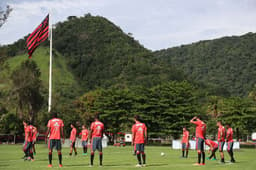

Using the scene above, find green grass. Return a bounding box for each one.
[0,144,255,170]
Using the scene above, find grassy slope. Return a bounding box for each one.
[0,145,254,170]
[6,47,80,96]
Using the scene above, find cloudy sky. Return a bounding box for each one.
[1,0,256,50]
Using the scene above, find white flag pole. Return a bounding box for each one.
[48,12,52,113]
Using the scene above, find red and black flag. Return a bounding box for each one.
[26,14,49,58]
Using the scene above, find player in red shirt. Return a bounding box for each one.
[132,115,147,167]
[226,124,235,163]
[217,121,225,163]
[32,126,38,155]
[205,139,218,160]
[190,116,206,166]
[69,123,77,156]
[181,127,189,158]
[80,125,89,155]
[46,112,65,168]
[89,114,104,167]
[23,121,35,161]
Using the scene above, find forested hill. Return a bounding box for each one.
[52,14,185,89]
[154,32,256,97]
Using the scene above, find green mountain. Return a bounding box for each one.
[154,32,256,96]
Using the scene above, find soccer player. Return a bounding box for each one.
[22,121,28,159]
[190,116,206,166]
[89,114,104,167]
[32,126,38,155]
[132,115,147,167]
[46,112,64,168]
[80,125,89,155]
[181,127,189,158]
[217,121,225,163]
[205,139,218,161]
[226,124,235,163]
[23,121,35,161]
[69,123,77,156]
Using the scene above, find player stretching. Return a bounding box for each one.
[181,127,189,158]
[190,116,206,166]
[226,124,235,163]
[81,125,89,155]
[32,126,38,155]
[132,115,147,167]
[205,139,218,161]
[69,123,77,156]
[46,112,64,168]
[217,121,225,163]
[23,121,35,161]
[89,114,104,167]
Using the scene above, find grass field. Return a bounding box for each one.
[0,144,255,170]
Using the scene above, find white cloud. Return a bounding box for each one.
[0,0,256,50]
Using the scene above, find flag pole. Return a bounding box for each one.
[48,12,52,113]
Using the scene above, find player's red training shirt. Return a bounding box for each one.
[192,120,206,139]
[90,121,104,138]
[81,129,89,141]
[218,125,225,142]
[32,127,37,141]
[47,118,64,140]
[132,121,147,144]
[226,127,233,142]
[205,139,218,148]
[25,125,34,142]
[182,130,189,143]
[70,127,77,142]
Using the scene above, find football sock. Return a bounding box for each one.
[182,150,184,157]
[137,153,142,165]
[90,153,94,165]
[186,151,188,158]
[99,152,103,165]
[142,153,146,164]
[198,153,201,164]
[48,152,52,164]
[202,152,205,164]
[58,152,62,165]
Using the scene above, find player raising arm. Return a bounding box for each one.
[190,116,206,166]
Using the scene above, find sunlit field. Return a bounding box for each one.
[0,144,255,170]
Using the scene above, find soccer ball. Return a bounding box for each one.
[160,152,165,156]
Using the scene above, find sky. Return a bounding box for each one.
[1,0,256,50]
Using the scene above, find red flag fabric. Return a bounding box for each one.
[26,14,49,58]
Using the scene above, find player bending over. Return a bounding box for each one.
[132,115,147,167]
[190,116,206,166]
[205,139,218,161]
[89,114,104,167]
[23,121,35,161]
[46,112,65,168]
[69,123,77,156]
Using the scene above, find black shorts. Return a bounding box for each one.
[196,138,204,151]
[48,139,62,150]
[182,143,189,150]
[136,144,145,152]
[218,141,225,152]
[227,142,234,151]
[92,137,102,152]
